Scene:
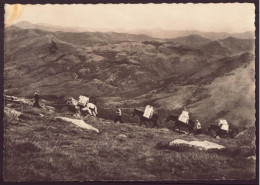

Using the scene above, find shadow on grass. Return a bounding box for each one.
[15,142,42,154]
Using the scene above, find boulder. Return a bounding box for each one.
[159,128,171,132]
[169,139,225,150]
[56,117,99,133]
[39,113,44,117]
[41,105,55,112]
[117,134,127,141]
[4,95,32,105]
[18,98,33,105]
[118,134,127,138]
[4,107,22,120]
[247,156,256,160]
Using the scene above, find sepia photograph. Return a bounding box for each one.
[3,2,257,182]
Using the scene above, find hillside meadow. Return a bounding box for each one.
[4,26,256,129]
[3,23,257,181]
[4,101,256,181]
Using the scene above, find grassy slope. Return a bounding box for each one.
[4,41,255,132]
[188,60,255,127]
[113,58,255,128]
[4,102,256,181]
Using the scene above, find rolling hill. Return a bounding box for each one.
[14,21,255,40]
[3,98,256,181]
[4,23,256,130]
[129,28,255,40]
[168,34,212,47]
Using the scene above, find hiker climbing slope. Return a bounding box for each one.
[114,106,123,123]
[33,91,41,108]
[194,119,202,135]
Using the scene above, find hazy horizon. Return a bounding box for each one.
[10,20,255,34]
[5,3,255,33]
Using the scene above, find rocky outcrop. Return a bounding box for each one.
[4,107,22,120]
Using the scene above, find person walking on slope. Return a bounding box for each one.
[114,106,123,123]
[194,119,202,135]
[33,91,41,108]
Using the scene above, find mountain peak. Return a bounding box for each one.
[14,21,36,29]
[170,34,211,47]
[16,20,32,24]
[222,36,239,41]
[187,34,203,38]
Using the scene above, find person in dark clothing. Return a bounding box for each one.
[194,119,202,135]
[114,106,123,123]
[33,91,41,107]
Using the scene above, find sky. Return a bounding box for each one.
[5,3,255,33]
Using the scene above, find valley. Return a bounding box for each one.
[4,22,256,129]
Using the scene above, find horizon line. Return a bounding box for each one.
[8,20,255,35]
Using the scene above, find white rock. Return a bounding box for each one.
[5,95,32,105]
[39,113,44,117]
[56,117,99,133]
[160,128,170,132]
[117,134,127,141]
[169,139,225,150]
[118,134,127,138]
[4,107,22,120]
[247,156,256,160]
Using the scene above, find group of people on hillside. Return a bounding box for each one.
[33,91,121,122]
[32,92,229,135]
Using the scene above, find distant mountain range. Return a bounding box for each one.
[13,21,255,40]
[129,28,255,40]
[4,22,256,128]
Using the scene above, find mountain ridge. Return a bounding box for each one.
[4,25,256,129]
[11,21,255,40]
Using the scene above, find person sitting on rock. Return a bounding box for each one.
[33,91,41,108]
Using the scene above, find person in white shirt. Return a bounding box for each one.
[114,106,123,123]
